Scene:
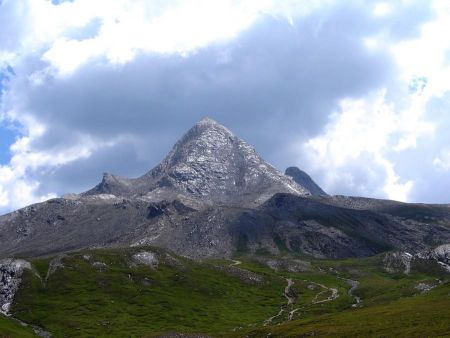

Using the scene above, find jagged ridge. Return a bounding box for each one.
[285,166,327,196]
[1,118,450,260]
[85,117,311,206]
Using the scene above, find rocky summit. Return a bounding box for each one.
[84,117,310,206]
[1,118,450,259]
[285,166,328,196]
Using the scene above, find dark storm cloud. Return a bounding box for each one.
[7,0,434,196]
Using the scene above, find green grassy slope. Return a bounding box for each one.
[6,247,450,337]
[248,257,450,337]
[248,283,450,337]
[0,315,36,338]
[11,247,287,337]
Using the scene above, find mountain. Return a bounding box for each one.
[0,118,450,259]
[84,117,310,206]
[1,117,450,338]
[285,166,327,196]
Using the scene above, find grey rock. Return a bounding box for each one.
[132,251,159,268]
[213,265,263,284]
[45,255,65,283]
[254,257,311,272]
[416,244,450,272]
[0,259,32,315]
[0,118,450,260]
[383,251,413,274]
[285,166,327,196]
[84,117,311,206]
[383,244,450,274]
[415,282,436,293]
[92,261,108,271]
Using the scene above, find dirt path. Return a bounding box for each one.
[228,259,242,267]
[347,279,362,307]
[263,307,285,326]
[286,280,340,321]
[284,278,295,305]
[45,255,65,284]
[288,307,301,321]
[264,277,343,324]
[9,317,52,338]
[337,277,362,307]
[287,279,340,322]
[264,278,295,325]
[309,281,339,304]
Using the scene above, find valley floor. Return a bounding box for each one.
[1,247,449,337]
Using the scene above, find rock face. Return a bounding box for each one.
[417,244,450,272]
[0,118,450,259]
[383,252,413,274]
[382,244,450,274]
[0,259,32,314]
[84,118,310,206]
[132,251,159,268]
[285,167,327,196]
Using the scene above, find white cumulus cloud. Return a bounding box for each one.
[1,0,450,214]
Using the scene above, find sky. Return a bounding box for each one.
[1,0,450,214]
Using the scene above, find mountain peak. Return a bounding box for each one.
[85,119,313,205]
[197,116,220,125]
[188,117,233,140]
[285,167,327,196]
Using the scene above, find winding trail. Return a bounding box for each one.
[264,277,344,324]
[228,259,242,267]
[264,278,295,326]
[286,280,340,322]
[45,255,65,285]
[310,282,339,304]
[337,277,362,307]
[284,278,295,305]
[8,313,52,337]
[288,307,301,321]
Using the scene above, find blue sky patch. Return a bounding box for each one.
[0,65,18,165]
[0,125,16,165]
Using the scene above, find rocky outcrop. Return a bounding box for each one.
[383,244,450,274]
[383,252,413,274]
[0,259,32,315]
[84,117,311,206]
[416,244,450,272]
[132,251,159,268]
[285,167,327,196]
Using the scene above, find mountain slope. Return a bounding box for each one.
[285,166,327,196]
[4,246,450,337]
[84,117,310,206]
[0,118,450,260]
[1,192,450,259]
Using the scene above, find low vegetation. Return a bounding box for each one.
[0,247,448,337]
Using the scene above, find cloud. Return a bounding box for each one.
[0,0,447,213]
[299,90,423,201]
[433,149,450,171]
